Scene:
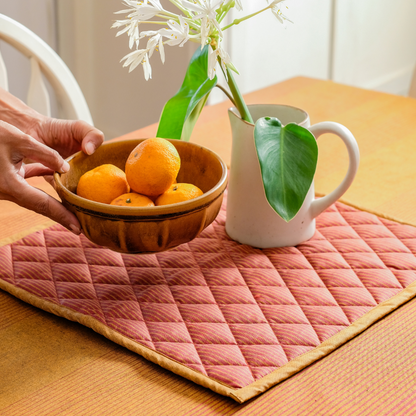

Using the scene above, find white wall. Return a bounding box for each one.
[332,0,416,95]
[210,0,333,105]
[210,0,416,104]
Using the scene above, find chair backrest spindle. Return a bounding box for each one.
[0,49,9,91]
[27,57,51,117]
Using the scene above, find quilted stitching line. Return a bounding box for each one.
[220,245,313,361]
[183,224,257,384]
[374,219,416,258]
[60,231,108,325]
[301,246,377,324]
[311,205,386,322]
[45,230,61,306]
[323,207,389,281]
[87,246,112,327]
[210,212,293,375]
[13,230,59,304]
[8,245,15,286]
[335,206,410,293]
[262,248,337,346]
[128,252,162,350]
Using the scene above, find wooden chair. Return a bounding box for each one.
[0,13,93,124]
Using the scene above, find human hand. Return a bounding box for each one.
[29,117,104,160]
[0,88,104,233]
[0,120,83,233]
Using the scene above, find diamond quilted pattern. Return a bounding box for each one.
[147,322,192,343]
[301,305,349,326]
[140,303,183,322]
[163,268,207,286]
[90,266,130,285]
[2,197,416,391]
[221,304,266,324]
[196,344,247,366]
[47,247,86,264]
[261,305,309,324]
[14,261,52,281]
[127,267,165,285]
[51,263,92,283]
[101,300,143,320]
[56,281,96,300]
[12,246,49,263]
[178,304,225,323]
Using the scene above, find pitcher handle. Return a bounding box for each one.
[309,122,360,218]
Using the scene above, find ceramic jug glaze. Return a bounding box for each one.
[225,104,360,248]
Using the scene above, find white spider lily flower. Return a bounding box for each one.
[159,15,190,47]
[200,16,210,49]
[182,0,224,37]
[114,0,293,81]
[269,0,293,25]
[120,48,152,80]
[207,39,233,80]
[142,53,152,80]
[148,0,163,9]
[112,19,132,36]
[207,47,218,80]
[235,0,243,11]
[113,0,164,49]
[112,19,140,48]
[115,0,163,20]
[143,31,166,63]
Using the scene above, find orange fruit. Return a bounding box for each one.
[125,138,181,197]
[110,193,154,207]
[77,164,129,204]
[155,183,203,206]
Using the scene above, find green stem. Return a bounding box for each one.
[222,4,272,31]
[217,0,234,23]
[223,65,253,123]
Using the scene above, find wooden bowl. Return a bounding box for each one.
[54,139,228,254]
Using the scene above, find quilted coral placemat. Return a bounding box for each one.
[2,193,416,403]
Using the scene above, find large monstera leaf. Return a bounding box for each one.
[254,117,318,222]
[156,45,217,141]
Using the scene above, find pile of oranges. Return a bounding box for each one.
[76,138,203,207]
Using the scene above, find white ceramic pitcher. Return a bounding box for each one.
[225,104,360,248]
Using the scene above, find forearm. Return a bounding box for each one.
[0,87,45,135]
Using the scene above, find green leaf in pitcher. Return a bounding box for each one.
[254,117,318,222]
[156,45,217,141]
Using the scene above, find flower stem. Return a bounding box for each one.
[224,66,253,123]
[217,0,235,23]
[221,4,272,31]
[215,84,236,107]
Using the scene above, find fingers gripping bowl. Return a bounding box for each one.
[54,139,228,254]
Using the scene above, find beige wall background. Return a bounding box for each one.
[1,0,416,140]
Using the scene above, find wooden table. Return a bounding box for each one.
[1,77,416,415]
